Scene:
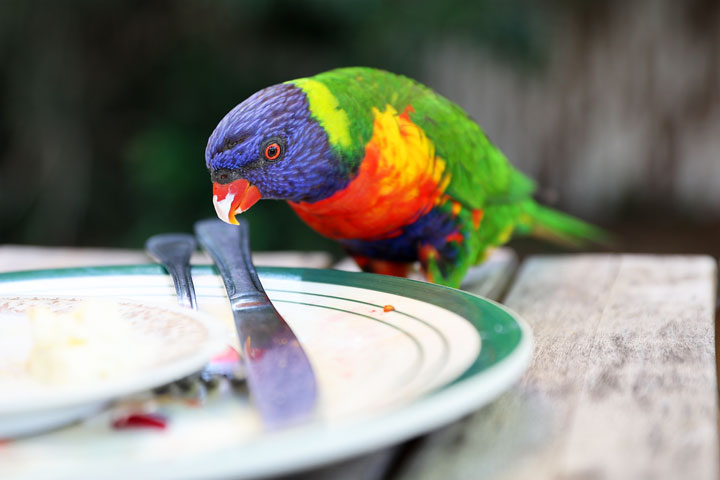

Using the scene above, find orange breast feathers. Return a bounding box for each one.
[289,105,451,240]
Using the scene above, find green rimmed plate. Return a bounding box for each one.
[0,265,532,480]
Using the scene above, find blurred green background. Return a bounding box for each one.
[1,0,719,259]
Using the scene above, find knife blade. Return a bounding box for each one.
[194,218,317,428]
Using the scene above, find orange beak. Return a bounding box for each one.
[212,179,262,225]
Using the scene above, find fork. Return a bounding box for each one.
[145,234,198,310]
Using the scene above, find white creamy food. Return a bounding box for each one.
[26,301,151,384]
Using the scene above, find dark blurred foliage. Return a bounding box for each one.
[0,0,548,253]
[2,0,719,260]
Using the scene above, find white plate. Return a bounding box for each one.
[0,296,226,437]
[0,265,533,479]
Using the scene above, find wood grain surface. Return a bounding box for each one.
[394,254,718,480]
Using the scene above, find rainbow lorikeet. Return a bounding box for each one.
[206,67,604,288]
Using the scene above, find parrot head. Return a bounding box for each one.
[205,83,348,225]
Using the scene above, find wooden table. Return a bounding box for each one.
[0,246,717,480]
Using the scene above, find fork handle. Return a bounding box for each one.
[145,233,198,310]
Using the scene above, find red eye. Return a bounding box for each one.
[264,142,281,160]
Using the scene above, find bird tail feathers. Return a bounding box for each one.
[521,203,613,248]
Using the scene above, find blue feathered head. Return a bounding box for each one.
[205,83,347,224]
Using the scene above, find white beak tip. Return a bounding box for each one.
[213,193,236,224]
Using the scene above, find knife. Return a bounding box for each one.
[194,218,318,428]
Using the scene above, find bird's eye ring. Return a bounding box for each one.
[259,136,286,163]
[264,142,281,161]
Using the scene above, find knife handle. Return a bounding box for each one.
[194,218,265,301]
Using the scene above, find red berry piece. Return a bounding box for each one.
[112,413,167,430]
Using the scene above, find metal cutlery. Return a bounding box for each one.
[145,233,198,310]
[145,233,244,391]
[194,218,318,428]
